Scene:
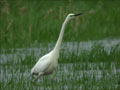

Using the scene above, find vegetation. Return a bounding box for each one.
[0,0,120,48]
[0,0,120,90]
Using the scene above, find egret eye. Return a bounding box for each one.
[70,15,74,17]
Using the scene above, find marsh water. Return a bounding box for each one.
[1,39,120,64]
[0,39,120,90]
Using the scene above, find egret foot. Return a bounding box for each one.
[33,72,43,82]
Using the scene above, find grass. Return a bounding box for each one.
[0,43,120,89]
[60,43,120,63]
[0,0,120,48]
[1,62,120,89]
[1,42,120,63]
[0,0,120,90]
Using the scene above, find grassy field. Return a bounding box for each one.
[0,42,120,90]
[1,63,120,90]
[0,43,120,90]
[0,0,120,48]
[0,0,120,90]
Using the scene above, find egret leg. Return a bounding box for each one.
[32,73,35,78]
[50,70,56,80]
[31,73,38,79]
[34,72,43,82]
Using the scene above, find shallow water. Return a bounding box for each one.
[0,63,120,89]
[0,39,120,64]
[0,39,120,89]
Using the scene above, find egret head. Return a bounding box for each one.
[68,13,84,19]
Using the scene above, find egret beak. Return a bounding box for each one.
[74,13,84,16]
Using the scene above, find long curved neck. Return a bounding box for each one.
[54,17,70,52]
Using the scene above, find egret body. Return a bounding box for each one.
[31,13,83,81]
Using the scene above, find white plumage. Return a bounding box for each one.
[31,13,83,81]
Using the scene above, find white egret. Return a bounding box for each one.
[31,13,83,81]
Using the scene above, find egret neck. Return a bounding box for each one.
[54,16,70,53]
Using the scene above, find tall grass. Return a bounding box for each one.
[1,1,120,89]
[0,0,120,48]
[1,43,119,64]
[1,46,120,89]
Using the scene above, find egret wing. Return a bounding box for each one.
[31,53,51,74]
